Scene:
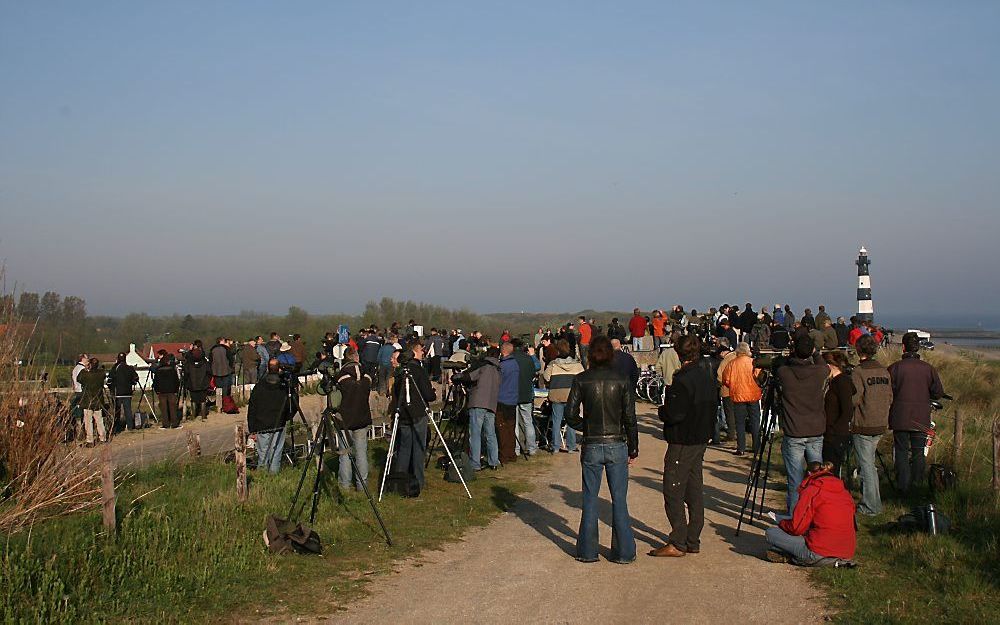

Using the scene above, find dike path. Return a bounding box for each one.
[328,404,828,625]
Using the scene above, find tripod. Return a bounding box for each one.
[286,394,392,545]
[736,377,780,536]
[379,367,472,501]
[278,374,315,467]
[424,381,468,468]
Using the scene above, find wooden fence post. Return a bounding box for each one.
[215,388,223,413]
[235,424,247,502]
[186,431,202,458]
[992,418,1000,494]
[100,445,116,535]
[953,407,963,465]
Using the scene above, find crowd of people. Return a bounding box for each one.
[65,302,941,568]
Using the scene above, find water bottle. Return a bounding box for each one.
[927,504,937,536]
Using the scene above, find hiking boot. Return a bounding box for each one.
[766,549,791,564]
[648,544,686,558]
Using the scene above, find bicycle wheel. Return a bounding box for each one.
[646,378,663,405]
[636,377,651,402]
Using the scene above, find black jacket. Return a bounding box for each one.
[565,364,638,458]
[776,355,829,438]
[824,371,854,437]
[887,353,944,432]
[390,359,436,423]
[336,361,373,430]
[833,323,850,347]
[246,373,291,433]
[109,363,139,396]
[511,350,538,404]
[662,360,718,445]
[612,350,639,388]
[152,360,180,394]
[185,355,212,392]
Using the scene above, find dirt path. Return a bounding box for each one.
[91,394,329,469]
[328,405,828,625]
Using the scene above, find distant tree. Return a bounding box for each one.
[39,291,62,325]
[286,306,309,329]
[17,292,39,319]
[60,296,86,322]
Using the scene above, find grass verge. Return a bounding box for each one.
[1,442,546,623]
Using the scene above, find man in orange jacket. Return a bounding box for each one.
[722,343,762,455]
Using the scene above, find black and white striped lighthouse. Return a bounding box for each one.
[856,246,873,322]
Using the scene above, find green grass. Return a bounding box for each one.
[1,442,543,623]
[792,348,1000,624]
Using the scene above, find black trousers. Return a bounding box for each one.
[662,443,706,551]
[823,434,852,477]
[893,430,928,493]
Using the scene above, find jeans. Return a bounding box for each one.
[114,397,133,430]
[663,443,707,551]
[468,408,499,470]
[893,430,928,494]
[256,428,286,474]
[765,526,821,564]
[514,403,537,455]
[377,365,392,393]
[215,375,233,397]
[782,435,824,514]
[722,396,735,439]
[732,401,761,454]
[578,442,635,562]
[393,417,428,489]
[338,427,369,490]
[579,345,589,368]
[852,433,883,515]
[632,337,643,351]
[550,402,577,452]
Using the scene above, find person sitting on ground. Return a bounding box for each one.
[888,332,946,494]
[565,336,638,564]
[650,334,718,558]
[334,347,373,491]
[247,358,292,474]
[765,461,856,565]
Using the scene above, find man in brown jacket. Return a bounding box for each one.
[850,335,893,515]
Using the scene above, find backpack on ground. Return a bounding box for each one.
[221,395,239,414]
[444,451,476,484]
[263,515,322,555]
[385,471,421,498]
[928,464,958,494]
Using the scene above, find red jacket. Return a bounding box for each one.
[779,470,856,560]
[848,327,865,346]
[628,315,647,339]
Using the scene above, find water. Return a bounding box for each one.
[936,337,1000,350]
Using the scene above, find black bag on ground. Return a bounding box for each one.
[385,471,421,498]
[928,464,958,494]
[263,515,322,555]
[444,451,476,484]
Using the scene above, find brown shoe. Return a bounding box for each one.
[648,544,686,558]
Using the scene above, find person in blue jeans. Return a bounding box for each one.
[541,341,583,453]
[565,336,638,564]
[452,348,502,470]
[775,336,831,515]
[247,358,292,474]
[334,347,374,490]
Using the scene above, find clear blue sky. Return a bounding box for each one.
[2,1,998,321]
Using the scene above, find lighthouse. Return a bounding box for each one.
[856,246,873,322]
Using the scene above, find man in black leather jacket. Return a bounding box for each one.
[389,342,437,492]
[566,336,638,564]
[651,335,718,558]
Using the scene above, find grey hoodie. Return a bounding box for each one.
[461,357,502,413]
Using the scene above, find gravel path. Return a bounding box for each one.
[330,405,829,624]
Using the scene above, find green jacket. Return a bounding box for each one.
[77,369,108,411]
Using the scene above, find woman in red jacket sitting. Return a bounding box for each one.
[766,461,856,564]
